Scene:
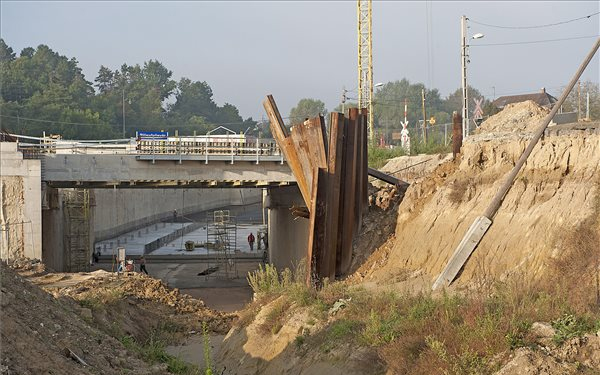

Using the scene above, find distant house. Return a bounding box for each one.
[492,88,558,110]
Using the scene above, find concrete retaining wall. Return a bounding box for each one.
[0,142,42,260]
[93,188,261,242]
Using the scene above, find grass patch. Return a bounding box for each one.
[77,289,125,311]
[327,319,362,341]
[368,146,408,169]
[367,140,450,170]
[411,139,452,156]
[119,330,200,375]
[117,322,199,375]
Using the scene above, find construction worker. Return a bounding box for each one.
[139,255,148,275]
[248,232,255,251]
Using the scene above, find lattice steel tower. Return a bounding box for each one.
[357,0,373,142]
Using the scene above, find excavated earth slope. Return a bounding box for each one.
[360,101,600,288]
[0,263,167,375]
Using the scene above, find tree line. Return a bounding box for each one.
[287,83,598,143]
[0,39,257,139]
[1,39,596,141]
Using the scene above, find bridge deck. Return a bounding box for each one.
[42,153,296,189]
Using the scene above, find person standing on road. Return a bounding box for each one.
[248,232,255,251]
[139,255,149,275]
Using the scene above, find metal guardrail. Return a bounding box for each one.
[14,136,285,163]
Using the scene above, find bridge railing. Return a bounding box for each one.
[136,138,282,156]
[13,135,283,158]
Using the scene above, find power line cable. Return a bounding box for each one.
[0,114,110,127]
[0,114,257,128]
[471,35,600,47]
[469,11,600,29]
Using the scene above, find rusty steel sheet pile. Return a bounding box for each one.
[263,95,369,284]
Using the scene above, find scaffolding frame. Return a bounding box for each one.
[63,189,90,272]
[204,210,238,279]
[358,0,374,141]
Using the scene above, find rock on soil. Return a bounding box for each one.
[495,323,600,374]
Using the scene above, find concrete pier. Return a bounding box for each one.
[266,186,309,271]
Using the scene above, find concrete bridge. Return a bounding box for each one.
[42,153,296,189]
[15,135,296,189]
[3,137,307,273]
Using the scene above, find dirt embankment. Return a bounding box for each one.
[1,260,233,374]
[359,101,600,289]
[1,263,167,375]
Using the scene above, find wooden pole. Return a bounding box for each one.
[433,37,600,290]
[452,111,462,159]
[483,38,600,219]
[421,88,427,143]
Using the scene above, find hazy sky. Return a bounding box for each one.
[2,1,599,121]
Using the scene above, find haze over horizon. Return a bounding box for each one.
[2,1,598,121]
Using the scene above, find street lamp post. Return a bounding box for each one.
[461,15,484,138]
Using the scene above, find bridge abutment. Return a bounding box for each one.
[0,142,42,261]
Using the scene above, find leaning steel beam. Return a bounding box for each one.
[367,167,408,187]
[263,95,311,206]
[432,37,600,290]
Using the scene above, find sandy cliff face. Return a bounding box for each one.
[1,176,25,259]
[365,102,600,287]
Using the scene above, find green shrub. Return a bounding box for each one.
[505,320,531,350]
[247,263,282,295]
[202,321,213,375]
[294,334,305,348]
[552,314,595,345]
